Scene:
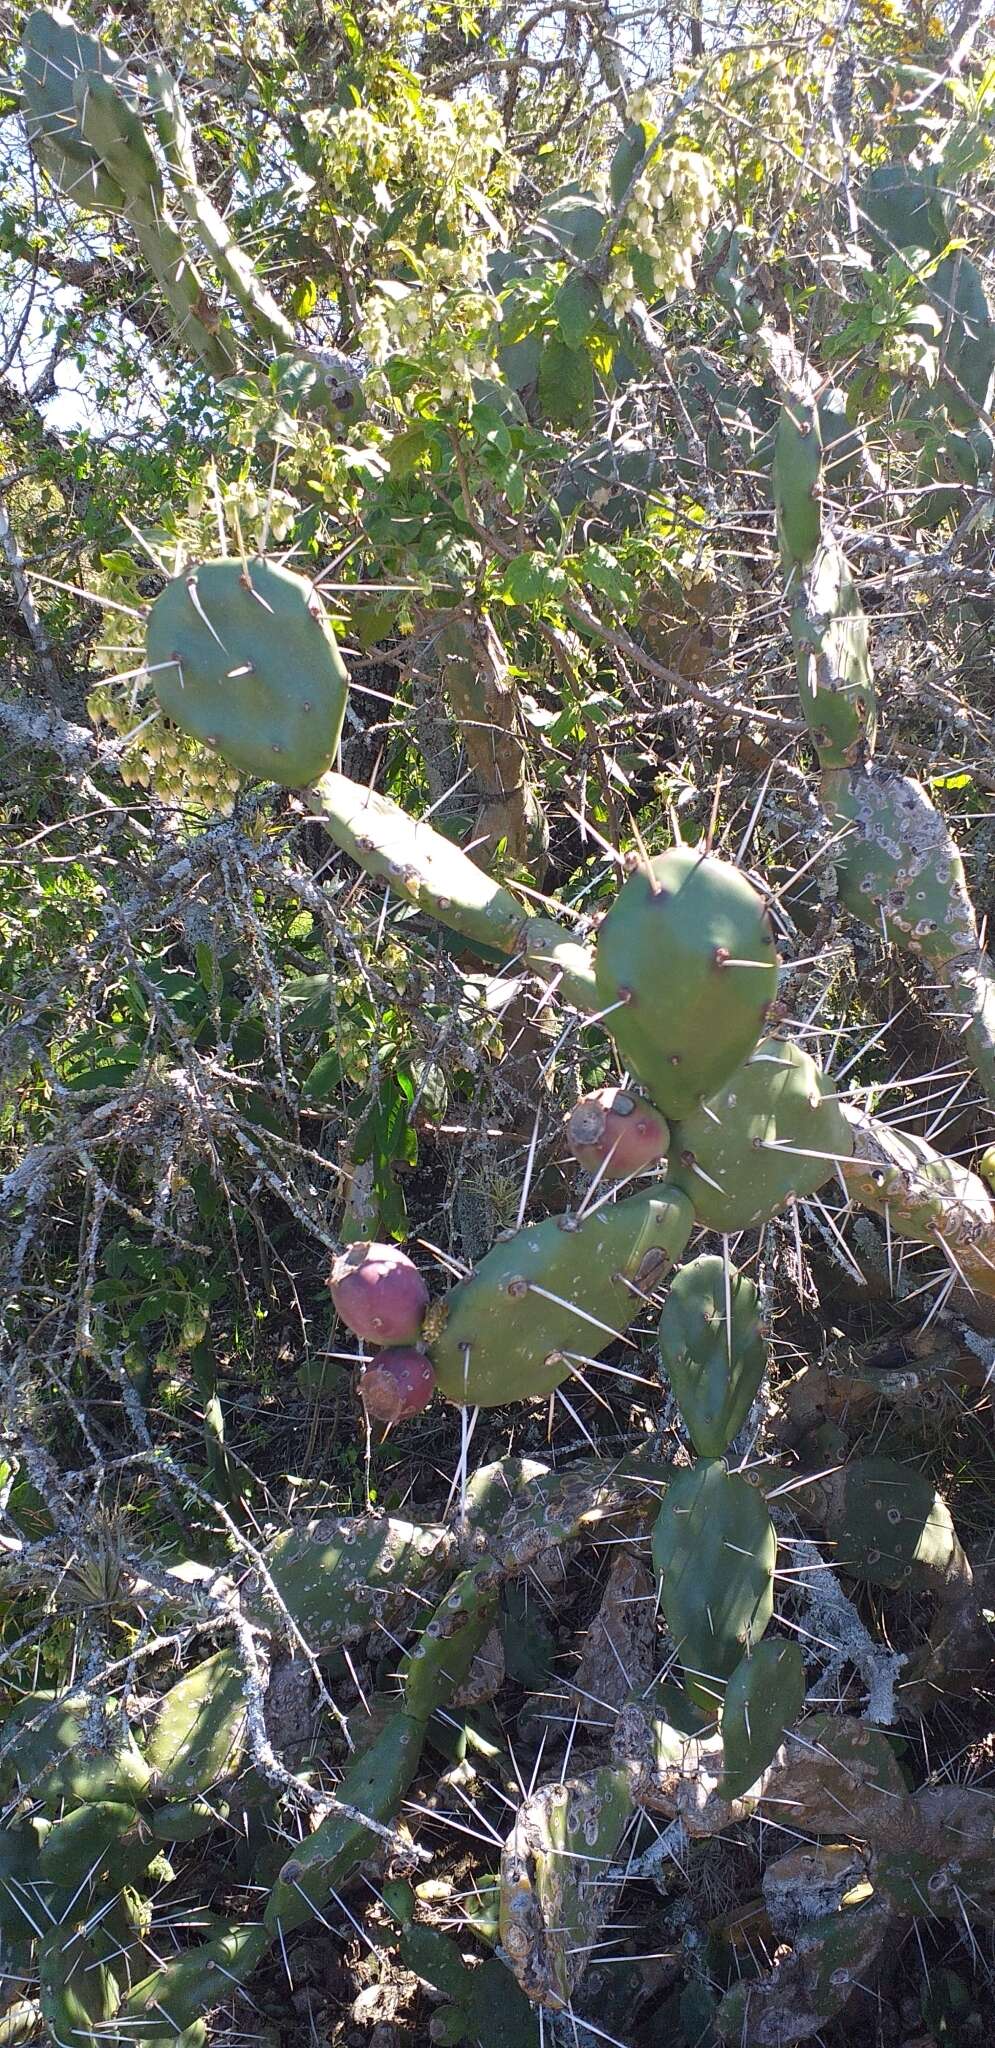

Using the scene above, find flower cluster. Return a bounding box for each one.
[87,682,241,815]
[360,246,499,404]
[604,131,718,314]
[705,45,842,186]
[304,86,515,241]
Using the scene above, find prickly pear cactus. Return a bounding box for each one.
[20,7,128,210]
[671,1037,852,1231]
[426,1182,693,1404]
[146,559,349,786]
[651,1460,777,1705]
[657,1252,767,1455]
[500,1765,636,2007]
[718,1639,806,1801]
[594,847,778,1118]
[145,1647,247,1796]
[791,539,877,767]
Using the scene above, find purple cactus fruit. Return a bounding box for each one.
[358,1348,436,1422]
[565,1087,670,1178]
[329,1240,429,1344]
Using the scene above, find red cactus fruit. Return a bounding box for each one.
[358,1348,436,1422]
[329,1240,429,1344]
[565,1087,670,1178]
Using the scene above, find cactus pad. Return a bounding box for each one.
[266,1710,425,1932]
[20,8,127,210]
[146,1647,247,1796]
[251,1509,453,1648]
[822,765,979,967]
[671,1037,852,1232]
[37,1798,148,1892]
[773,397,822,573]
[651,1460,777,1700]
[792,540,877,767]
[118,1921,269,2037]
[146,559,349,787]
[426,1182,693,1406]
[594,847,778,1120]
[500,1765,636,2007]
[801,1455,963,1592]
[718,1639,806,1802]
[657,1252,767,1456]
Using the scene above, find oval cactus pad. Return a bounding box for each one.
[147,557,349,786]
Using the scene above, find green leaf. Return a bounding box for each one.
[578,542,638,613]
[289,275,318,319]
[301,1048,345,1101]
[538,336,594,429]
[610,121,649,205]
[498,552,570,606]
[554,271,603,351]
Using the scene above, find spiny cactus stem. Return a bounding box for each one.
[307,771,598,1007]
[147,60,296,354]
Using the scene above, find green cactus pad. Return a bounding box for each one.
[20,8,127,209]
[0,1816,67,1951]
[718,1639,806,1802]
[792,540,877,767]
[73,71,161,209]
[861,163,947,254]
[149,1795,229,1842]
[427,1182,693,1406]
[401,1923,475,2010]
[773,397,822,573]
[118,1922,269,2037]
[147,559,349,787]
[250,1510,454,1647]
[44,1736,151,1812]
[146,1647,246,1796]
[822,765,979,967]
[670,1037,852,1232]
[37,1798,148,1891]
[802,1455,963,1592]
[651,1461,777,1699]
[657,1252,767,1456]
[921,254,995,424]
[500,1765,636,2007]
[593,847,778,1120]
[401,1566,500,1721]
[39,1927,120,2048]
[266,1710,425,1932]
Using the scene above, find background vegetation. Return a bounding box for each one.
[3,0,995,2043]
